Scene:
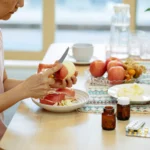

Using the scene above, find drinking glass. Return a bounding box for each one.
[128,30,147,59]
[140,39,150,59]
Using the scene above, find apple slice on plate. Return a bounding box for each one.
[32,89,89,113]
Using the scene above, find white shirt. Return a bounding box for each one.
[0,30,6,140]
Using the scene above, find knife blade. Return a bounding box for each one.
[58,47,69,63]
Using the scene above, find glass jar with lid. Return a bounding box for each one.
[117,97,130,120]
[109,4,130,59]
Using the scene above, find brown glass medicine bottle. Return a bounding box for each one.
[102,106,116,130]
[117,97,130,121]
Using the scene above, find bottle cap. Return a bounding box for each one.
[114,4,130,13]
[117,97,130,105]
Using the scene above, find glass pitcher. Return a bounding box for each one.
[109,4,130,59]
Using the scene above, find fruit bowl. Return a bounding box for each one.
[85,70,139,86]
[88,58,147,86]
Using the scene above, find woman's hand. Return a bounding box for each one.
[51,71,78,88]
[21,63,78,99]
[21,63,62,99]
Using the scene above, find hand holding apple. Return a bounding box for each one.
[38,61,77,88]
[55,61,76,80]
[38,61,77,80]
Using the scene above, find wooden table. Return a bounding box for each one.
[1,43,150,150]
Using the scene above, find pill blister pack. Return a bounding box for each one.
[126,120,150,138]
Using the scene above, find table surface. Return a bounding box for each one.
[1,43,150,150]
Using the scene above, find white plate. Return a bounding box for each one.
[108,83,150,104]
[32,89,89,113]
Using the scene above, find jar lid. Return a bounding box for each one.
[114,4,130,13]
[117,97,130,105]
[114,4,130,9]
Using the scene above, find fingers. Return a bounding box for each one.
[74,71,78,76]
[66,78,72,87]
[43,63,62,77]
[48,78,55,85]
[71,75,77,84]
[54,60,59,64]
[62,80,67,88]
[50,77,77,88]
[65,75,77,87]
[50,79,66,88]
[50,73,77,88]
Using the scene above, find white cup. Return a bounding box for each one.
[72,43,94,62]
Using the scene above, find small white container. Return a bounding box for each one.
[72,43,93,62]
[118,97,130,105]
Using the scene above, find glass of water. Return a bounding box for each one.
[140,39,150,59]
[128,30,147,59]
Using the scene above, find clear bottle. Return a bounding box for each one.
[102,106,116,130]
[109,4,130,59]
[117,97,130,121]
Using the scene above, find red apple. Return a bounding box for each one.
[90,60,106,77]
[106,57,121,66]
[108,66,125,84]
[55,61,76,80]
[55,65,68,80]
[107,60,123,71]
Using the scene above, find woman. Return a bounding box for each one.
[0,0,77,139]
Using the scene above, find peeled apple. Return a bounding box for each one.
[37,61,76,80]
[62,61,76,78]
[54,61,76,80]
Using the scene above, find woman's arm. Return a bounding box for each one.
[0,83,26,112]
[0,64,60,112]
[0,64,77,112]
[0,69,26,112]
[3,69,24,92]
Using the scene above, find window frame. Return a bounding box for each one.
[124,0,136,30]
[4,0,55,60]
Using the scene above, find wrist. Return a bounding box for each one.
[17,81,30,99]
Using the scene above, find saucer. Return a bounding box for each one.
[67,54,96,65]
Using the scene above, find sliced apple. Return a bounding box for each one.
[40,93,65,105]
[56,88,75,97]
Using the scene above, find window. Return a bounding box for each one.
[55,0,123,43]
[1,0,54,60]
[136,0,150,32]
[2,0,43,51]
[2,0,135,60]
